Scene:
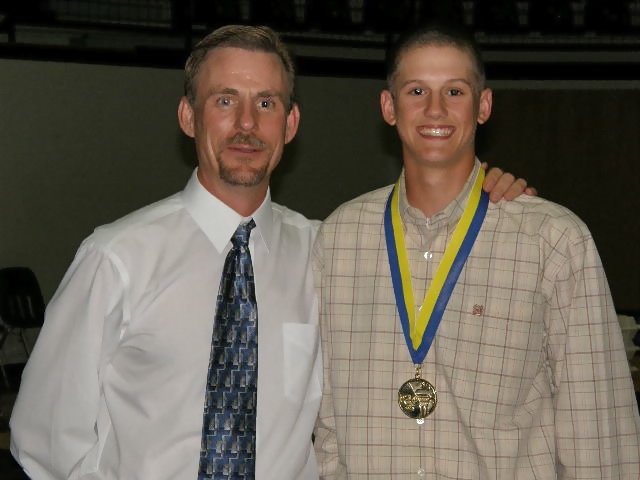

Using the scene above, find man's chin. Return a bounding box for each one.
[220,168,268,188]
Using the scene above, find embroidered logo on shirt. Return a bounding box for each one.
[472,304,484,316]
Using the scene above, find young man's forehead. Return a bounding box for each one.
[393,44,482,90]
[398,43,474,63]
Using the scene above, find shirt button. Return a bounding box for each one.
[424,251,433,260]
[417,467,426,478]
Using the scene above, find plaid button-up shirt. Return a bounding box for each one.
[313,161,640,479]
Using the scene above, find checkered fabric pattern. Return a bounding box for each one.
[199,220,257,479]
[313,165,640,479]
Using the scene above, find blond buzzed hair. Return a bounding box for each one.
[387,23,486,95]
[183,25,296,110]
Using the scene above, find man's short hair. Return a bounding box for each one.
[184,25,295,110]
[386,22,486,95]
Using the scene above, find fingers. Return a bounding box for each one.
[483,165,537,202]
[483,167,519,203]
[482,166,504,196]
[501,177,528,201]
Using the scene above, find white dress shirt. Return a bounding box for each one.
[10,170,322,480]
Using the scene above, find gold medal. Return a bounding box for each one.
[398,365,437,420]
[386,171,486,421]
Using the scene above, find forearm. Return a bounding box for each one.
[551,236,640,478]
[313,395,345,480]
[10,242,124,479]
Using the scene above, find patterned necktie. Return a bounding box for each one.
[199,220,258,479]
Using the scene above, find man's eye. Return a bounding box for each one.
[409,88,424,96]
[448,89,463,96]
[259,99,274,109]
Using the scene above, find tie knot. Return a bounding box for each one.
[231,219,255,249]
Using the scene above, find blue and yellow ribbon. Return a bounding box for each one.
[384,170,489,364]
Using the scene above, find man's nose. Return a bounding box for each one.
[424,93,446,118]
[236,101,257,131]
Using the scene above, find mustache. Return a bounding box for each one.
[225,133,266,149]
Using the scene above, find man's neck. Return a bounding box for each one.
[404,159,475,218]
[197,170,267,217]
[219,191,265,217]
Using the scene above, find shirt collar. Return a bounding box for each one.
[398,158,481,230]
[181,169,274,253]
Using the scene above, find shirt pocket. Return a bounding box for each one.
[282,323,322,403]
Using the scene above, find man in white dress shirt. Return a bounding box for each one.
[10,24,321,480]
[9,25,529,480]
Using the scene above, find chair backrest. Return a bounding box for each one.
[0,267,45,328]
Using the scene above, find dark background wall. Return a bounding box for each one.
[0,59,638,311]
[478,88,640,312]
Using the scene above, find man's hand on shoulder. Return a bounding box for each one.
[482,162,538,203]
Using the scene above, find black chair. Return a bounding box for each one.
[0,267,45,389]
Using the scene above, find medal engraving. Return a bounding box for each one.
[398,366,437,419]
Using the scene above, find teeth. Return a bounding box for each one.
[419,127,452,137]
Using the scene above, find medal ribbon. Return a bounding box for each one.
[384,169,489,364]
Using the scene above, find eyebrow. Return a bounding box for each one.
[206,88,284,97]
[256,90,284,100]
[208,87,238,97]
[399,78,474,89]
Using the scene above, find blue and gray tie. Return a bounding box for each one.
[199,220,257,479]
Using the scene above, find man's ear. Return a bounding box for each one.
[178,96,195,138]
[477,88,493,125]
[380,90,397,126]
[284,103,301,144]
